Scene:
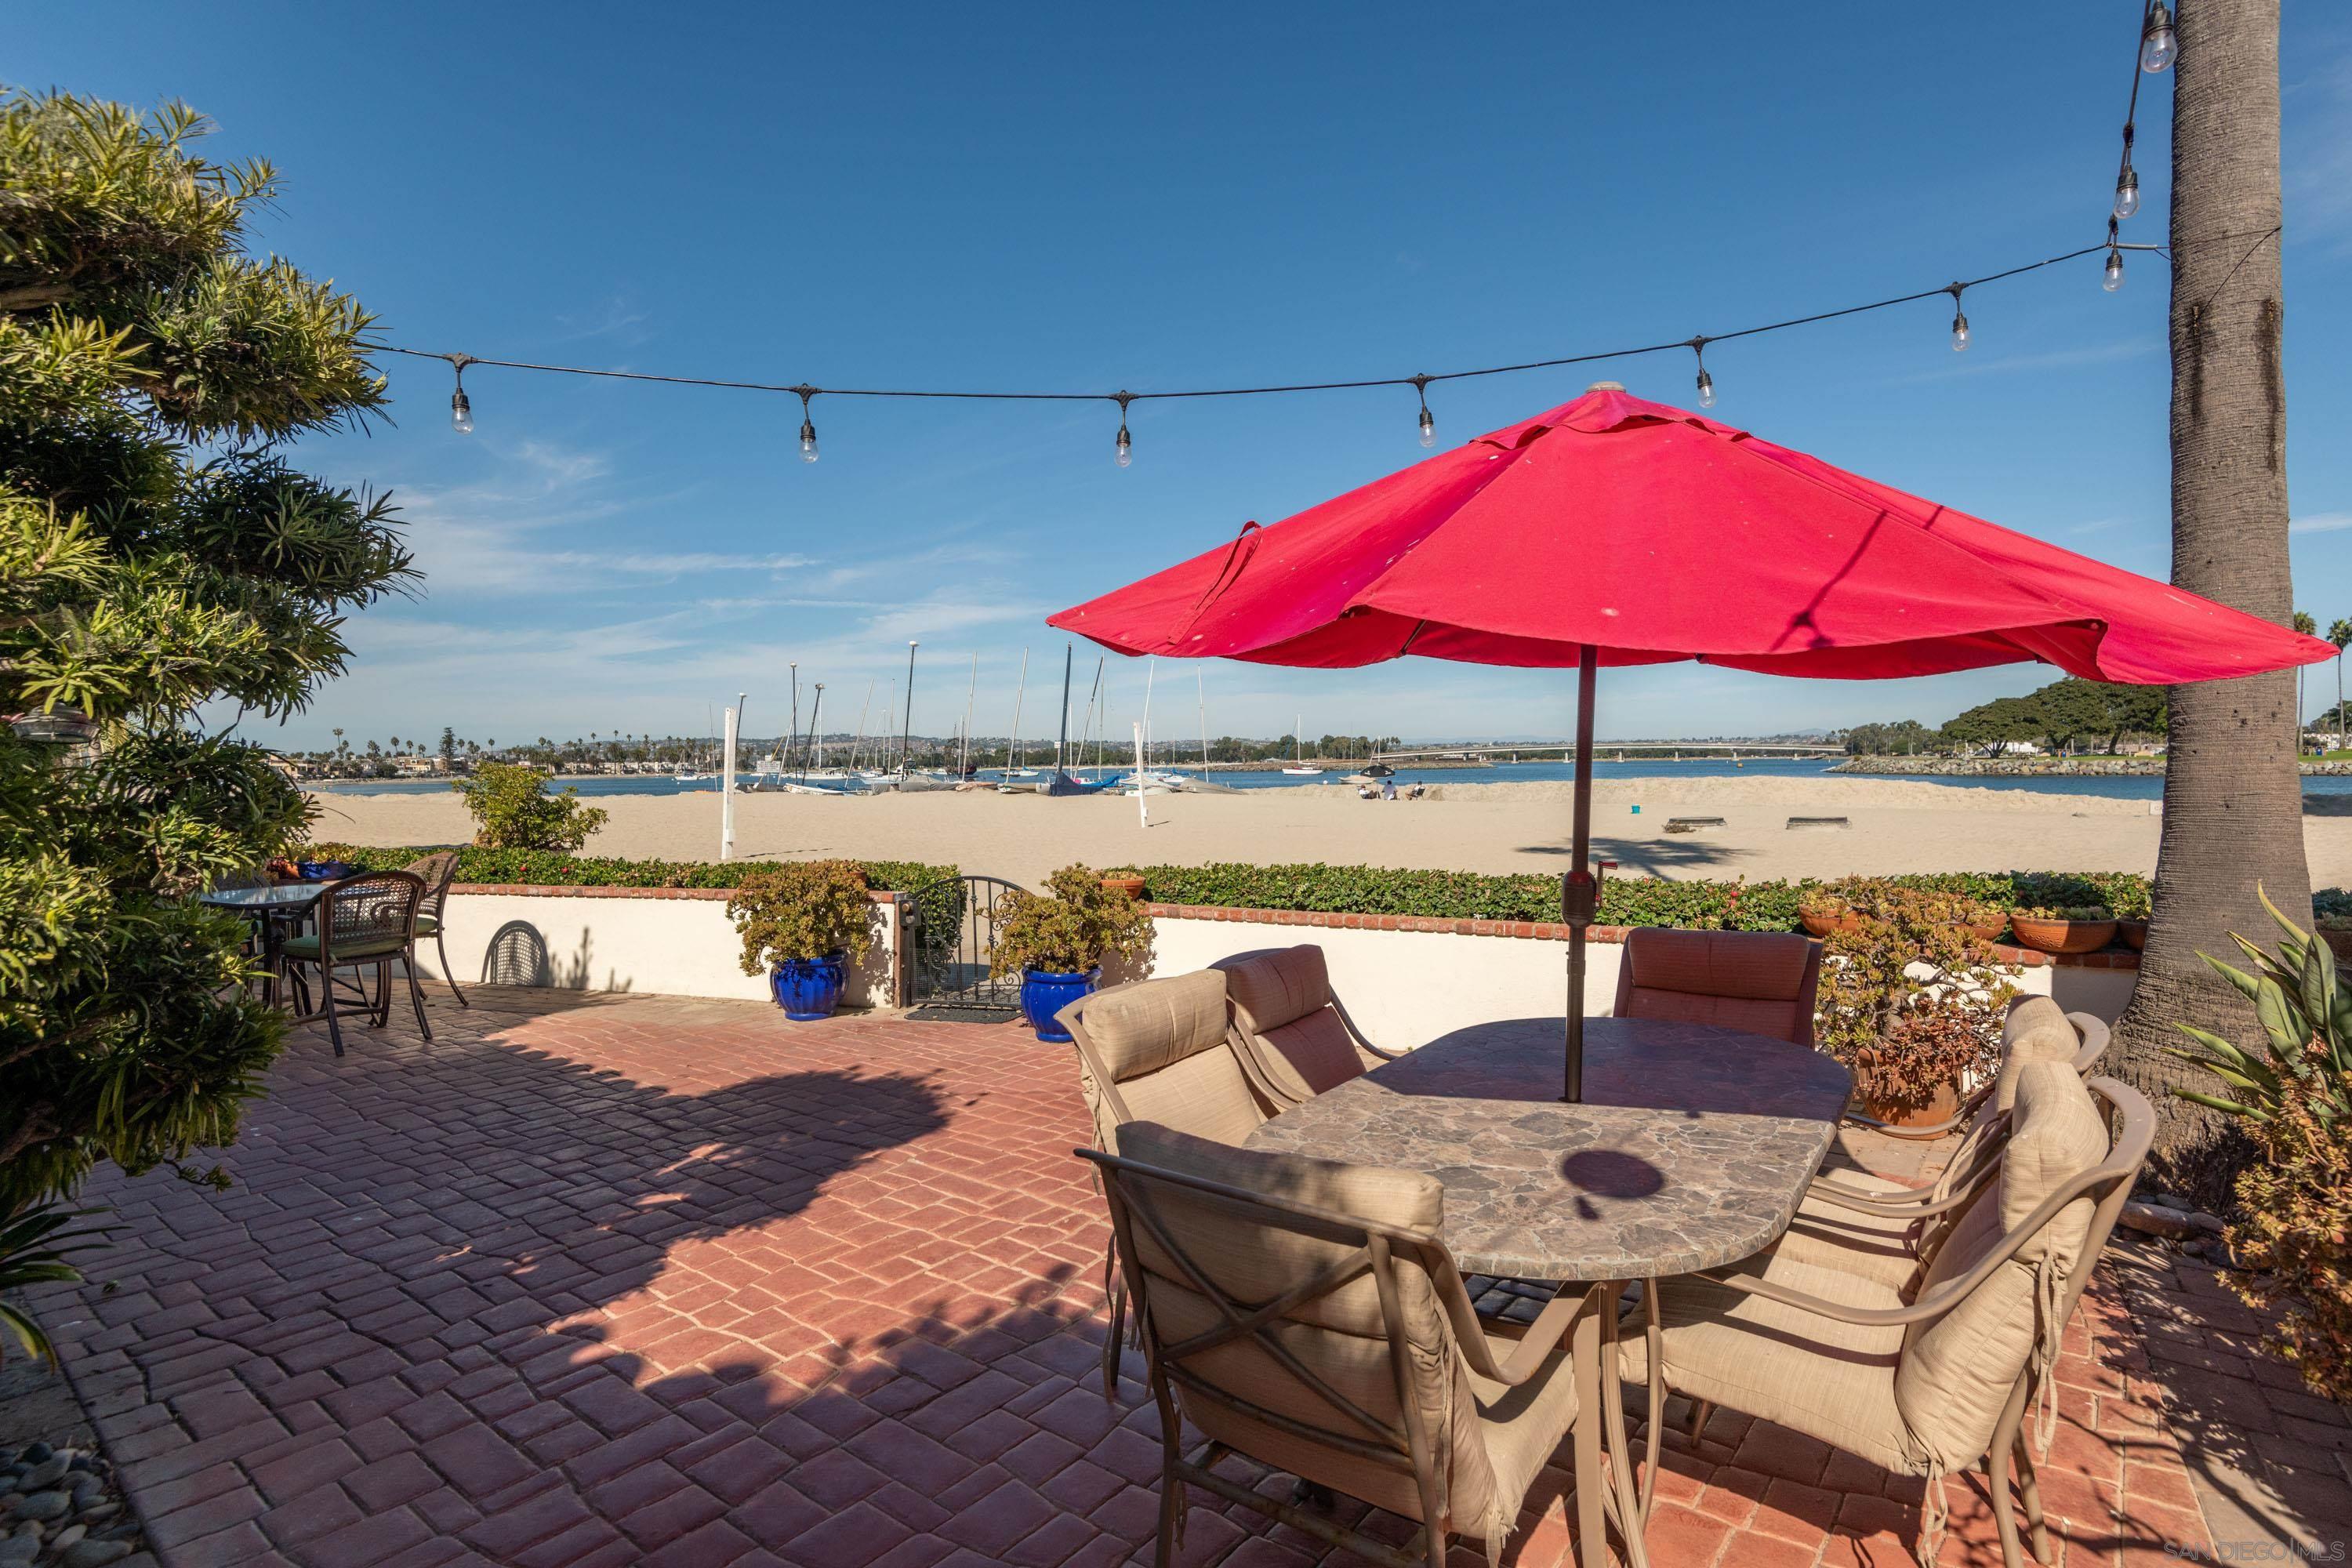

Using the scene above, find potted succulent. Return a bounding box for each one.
[1797,884,1860,938]
[1946,895,2009,946]
[1816,884,2020,1126]
[2008,904,2119,956]
[1099,866,1148,902]
[990,863,1155,1042]
[727,858,876,1019]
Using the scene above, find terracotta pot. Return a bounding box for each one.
[2117,918,2148,952]
[1800,909,1857,938]
[1857,1079,1961,1130]
[1100,876,1147,902]
[2009,915,2119,956]
[1964,916,2009,944]
[2319,926,2352,964]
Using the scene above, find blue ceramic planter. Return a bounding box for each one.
[771,951,848,1020]
[1020,967,1099,1042]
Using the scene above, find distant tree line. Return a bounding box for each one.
[1842,677,2169,757]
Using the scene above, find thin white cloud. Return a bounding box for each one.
[383,438,818,594]
[548,296,654,346]
[1881,339,2159,387]
[2292,512,2352,535]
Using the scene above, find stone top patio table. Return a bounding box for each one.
[1243,1014,1854,1282]
[1245,1014,1853,1568]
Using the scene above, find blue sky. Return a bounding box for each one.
[17,2,2352,747]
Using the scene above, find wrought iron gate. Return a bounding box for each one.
[905,875,1027,1018]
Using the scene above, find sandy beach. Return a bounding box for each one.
[306,776,2352,891]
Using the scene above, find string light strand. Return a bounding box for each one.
[366,230,2247,440]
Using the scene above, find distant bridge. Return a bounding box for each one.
[1371,741,1845,764]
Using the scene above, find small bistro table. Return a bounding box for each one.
[1244,1015,1853,1568]
[198,880,343,1005]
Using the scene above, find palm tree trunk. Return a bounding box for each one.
[2111,0,2307,1202]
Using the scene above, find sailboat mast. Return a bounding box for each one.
[810,685,824,774]
[902,641,918,774]
[1054,644,1073,779]
[850,680,874,771]
[1009,647,1029,776]
[1198,670,1209,778]
[961,651,977,778]
[1142,656,1157,772]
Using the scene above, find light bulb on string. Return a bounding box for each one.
[1112,392,1134,468]
[792,386,818,463]
[1947,285,1969,353]
[1688,337,1714,408]
[2114,166,2140,221]
[2103,249,2125,292]
[2140,1,2176,71]
[448,356,474,434]
[1411,375,1436,448]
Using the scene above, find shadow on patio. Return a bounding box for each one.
[31,987,2251,1568]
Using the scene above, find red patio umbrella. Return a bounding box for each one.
[1048,386,2333,1099]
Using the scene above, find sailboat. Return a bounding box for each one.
[1282,714,1322,775]
[675,710,714,782]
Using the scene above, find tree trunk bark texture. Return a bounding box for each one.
[2114,0,2304,1201]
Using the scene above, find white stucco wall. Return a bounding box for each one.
[406,887,2135,1035]
[412,889,900,1007]
[1149,913,2134,1044]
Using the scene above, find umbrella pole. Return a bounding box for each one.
[1563,645,1598,1102]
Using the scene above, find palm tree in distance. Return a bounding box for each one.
[2331,618,2352,756]
[2293,612,2316,746]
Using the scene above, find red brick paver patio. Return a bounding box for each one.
[25,989,2301,1567]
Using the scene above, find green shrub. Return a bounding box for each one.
[449,762,608,852]
[306,844,954,896]
[2171,891,2352,1401]
[989,864,1153,977]
[728,859,877,971]
[1131,863,2150,932]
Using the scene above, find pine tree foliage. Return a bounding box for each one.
[0,91,415,1352]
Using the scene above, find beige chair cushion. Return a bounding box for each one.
[1257,1011,1379,1100]
[1893,1061,2107,1468]
[1215,946,1333,1030]
[1217,946,1379,1102]
[1112,1123,1573,1544]
[1617,928,1818,1045]
[1080,970,1232,1081]
[1072,971,1264,1152]
[1994,996,2080,1111]
[1773,1171,1932,1293]
[1621,1252,1917,1476]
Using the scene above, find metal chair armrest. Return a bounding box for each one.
[1706,1143,2137,1328]
[1839,1109,1965,1139]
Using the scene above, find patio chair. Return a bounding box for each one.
[1081,1120,1586,1568]
[1783,997,2112,1292]
[1623,1064,2151,1568]
[1211,944,1399,1111]
[1211,944,1562,1327]
[1061,970,1274,1397]
[1610,927,1822,1047]
[401,850,468,1007]
[281,870,432,1057]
